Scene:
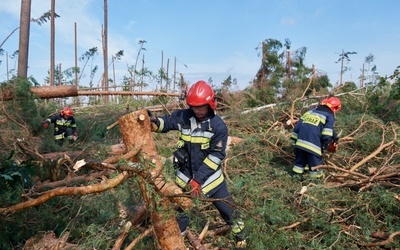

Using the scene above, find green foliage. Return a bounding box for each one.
[341,81,358,92]
[365,76,400,122]
[0,152,33,206]
[1,77,42,134]
[0,80,399,249]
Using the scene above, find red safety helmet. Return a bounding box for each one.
[61,106,74,116]
[186,80,217,110]
[321,97,341,113]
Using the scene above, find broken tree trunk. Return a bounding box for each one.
[1,85,79,100]
[0,84,180,101]
[118,109,192,250]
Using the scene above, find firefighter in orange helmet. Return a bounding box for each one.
[149,80,247,248]
[290,96,341,178]
[43,106,78,146]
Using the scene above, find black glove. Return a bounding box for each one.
[147,109,159,126]
[322,140,330,150]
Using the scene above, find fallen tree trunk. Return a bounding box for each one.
[1,85,78,100]
[78,90,180,97]
[1,85,180,100]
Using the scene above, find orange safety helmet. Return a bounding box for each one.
[321,97,341,113]
[61,106,74,116]
[186,80,217,110]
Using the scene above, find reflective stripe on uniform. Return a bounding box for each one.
[296,139,322,156]
[176,169,225,195]
[176,170,190,188]
[308,170,324,179]
[292,165,305,174]
[232,219,245,234]
[54,133,65,140]
[179,129,213,144]
[56,120,73,127]
[156,118,164,132]
[203,154,221,170]
[322,127,333,136]
[202,169,224,194]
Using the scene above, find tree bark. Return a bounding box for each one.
[17,0,31,78]
[118,109,189,250]
[0,85,180,101]
[102,0,109,103]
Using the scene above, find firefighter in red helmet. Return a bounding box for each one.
[43,106,78,146]
[290,96,341,178]
[149,80,247,248]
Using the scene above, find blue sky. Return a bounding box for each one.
[0,0,399,91]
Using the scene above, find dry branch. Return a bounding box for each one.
[186,230,207,250]
[361,231,400,247]
[0,171,132,215]
[124,227,153,250]
[33,170,111,191]
[112,221,132,250]
[349,141,394,173]
[279,218,309,230]
[23,231,78,250]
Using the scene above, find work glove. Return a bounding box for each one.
[189,179,201,197]
[327,141,338,153]
[73,132,78,141]
[147,109,159,124]
[147,109,160,132]
[43,123,49,129]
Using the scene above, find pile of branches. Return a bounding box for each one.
[316,118,399,191]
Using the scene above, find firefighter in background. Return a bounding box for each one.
[43,106,78,146]
[149,80,247,248]
[290,96,341,178]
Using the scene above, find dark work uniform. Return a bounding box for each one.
[155,108,244,239]
[44,114,77,146]
[291,105,338,174]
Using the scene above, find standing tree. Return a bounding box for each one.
[253,38,286,103]
[2,6,57,80]
[131,40,147,91]
[361,53,378,87]
[17,0,31,78]
[102,0,109,103]
[336,49,357,86]
[78,47,99,84]
[254,38,313,102]
[221,75,237,91]
[49,0,55,86]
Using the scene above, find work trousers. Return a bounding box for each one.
[293,148,323,173]
[177,181,235,232]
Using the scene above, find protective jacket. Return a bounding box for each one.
[291,105,338,156]
[156,108,227,196]
[44,114,77,141]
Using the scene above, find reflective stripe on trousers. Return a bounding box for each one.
[175,169,224,195]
